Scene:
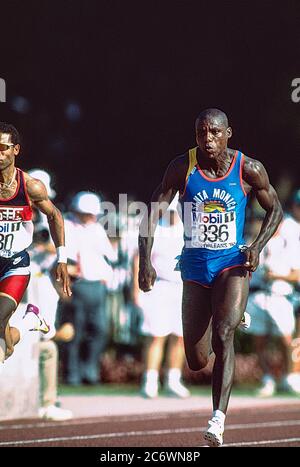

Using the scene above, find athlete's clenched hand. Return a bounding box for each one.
[243,245,260,272]
[138,261,157,292]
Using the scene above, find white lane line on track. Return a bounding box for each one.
[224,437,300,447]
[0,413,206,430]
[0,413,209,430]
[0,428,198,446]
[1,404,300,431]
[1,419,300,446]
[0,413,205,431]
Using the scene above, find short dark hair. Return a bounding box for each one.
[0,123,21,145]
[196,108,229,128]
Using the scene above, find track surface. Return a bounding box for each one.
[1,403,300,448]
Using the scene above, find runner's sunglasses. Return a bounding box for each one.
[0,143,15,151]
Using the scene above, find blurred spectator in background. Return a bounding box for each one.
[61,191,117,385]
[106,212,141,351]
[278,189,300,391]
[27,168,73,420]
[135,196,190,399]
[245,220,300,396]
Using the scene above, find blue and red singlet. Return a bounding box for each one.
[178,147,248,287]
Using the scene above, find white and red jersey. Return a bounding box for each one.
[0,168,33,258]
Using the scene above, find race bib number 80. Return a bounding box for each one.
[191,211,237,249]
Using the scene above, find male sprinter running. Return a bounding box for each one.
[138,108,282,446]
[0,123,71,368]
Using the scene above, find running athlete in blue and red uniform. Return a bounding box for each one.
[138,109,283,447]
[0,123,71,366]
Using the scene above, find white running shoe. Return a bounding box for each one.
[204,417,224,447]
[284,373,300,394]
[256,375,276,397]
[238,311,251,330]
[38,405,73,421]
[165,379,191,398]
[140,380,159,399]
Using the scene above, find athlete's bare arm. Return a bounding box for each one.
[138,154,188,292]
[25,174,72,296]
[242,156,283,271]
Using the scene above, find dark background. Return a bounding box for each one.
[1,0,300,204]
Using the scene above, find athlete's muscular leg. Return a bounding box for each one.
[211,267,249,413]
[182,281,212,371]
[0,296,17,362]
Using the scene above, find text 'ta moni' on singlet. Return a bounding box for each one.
[0,168,33,258]
[178,147,248,261]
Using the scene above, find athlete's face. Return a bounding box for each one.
[195,117,232,158]
[0,132,20,170]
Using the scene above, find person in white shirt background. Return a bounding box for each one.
[245,218,300,397]
[25,168,73,420]
[277,189,300,391]
[135,195,190,399]
[61,191,117,386]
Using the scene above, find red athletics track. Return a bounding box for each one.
[0,402,300,447]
